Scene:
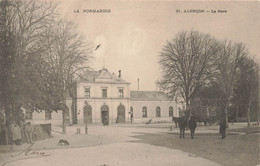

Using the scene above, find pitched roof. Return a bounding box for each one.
[130,91,172,101]
[78,68,129,84]
[79,70,99,82]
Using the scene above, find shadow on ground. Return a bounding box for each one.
[128,129,259,166]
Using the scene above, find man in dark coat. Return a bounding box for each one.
[188,116,197,139]
[25,122,33,144]
[178,117,187,138]
[219,115,227,139]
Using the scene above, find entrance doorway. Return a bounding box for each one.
[83,105,92,124]
[101,105,109,125]
[117,105,125,123]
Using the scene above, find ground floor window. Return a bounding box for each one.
[169,107,173,117]
[142,106,147,118]
[156,107,161,117]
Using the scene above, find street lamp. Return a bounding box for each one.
[84,101,88,134]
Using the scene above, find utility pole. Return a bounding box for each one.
[138,78,139,91]
[84,101,88,134]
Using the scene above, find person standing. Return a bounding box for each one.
[178,117,187,138]
[219,115,227,139]
[11,122,22,145]
[130,112,133,123]
[25,122,33,144]
[105,115,109,126]
[188,116,197,139]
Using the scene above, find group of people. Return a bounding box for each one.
[177,115,227,139]
[10,121,34,145]
[178,116,197,139]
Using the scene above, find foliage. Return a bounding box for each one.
[158,30,257,124]
[0,0,91,136]
[158,30,219,110]
[232,56,259,125]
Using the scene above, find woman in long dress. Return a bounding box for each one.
[11,122,22,145]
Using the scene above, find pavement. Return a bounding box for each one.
[0,122,251,166]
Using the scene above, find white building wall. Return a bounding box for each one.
[76,81,131,124]
[76,98,130,124]
[130,101,179,123]
[77,82,130,99]
[26,111,62,125]
[27,73,131,125]
[28,70,183,125]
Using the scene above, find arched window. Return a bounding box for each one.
[156,107,161,117]
[142,106,147,118]
[169,107,173,117]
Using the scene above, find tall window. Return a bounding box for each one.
[118,89,124,98]
[169,107,173,117]
[156,107,161,117]
[45,111,52,120]
[102,89,107,98]
[142,106,147,118]
[25,110,32,120]
[84,88,90,98]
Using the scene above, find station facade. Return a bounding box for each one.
[25,68,181,125]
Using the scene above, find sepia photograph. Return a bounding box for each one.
[0,0,259,166]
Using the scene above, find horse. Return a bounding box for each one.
[172,117,179,127]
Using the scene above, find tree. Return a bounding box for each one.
[0,0,19,144]
[0,0,58,143]
[233,56,259,126]
[157,30,219,116]
[0,0,91,137]
[39,19,91,133]
[215,41,248,126]
[0,0,91,142]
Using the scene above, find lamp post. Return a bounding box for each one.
[84,101,88,134]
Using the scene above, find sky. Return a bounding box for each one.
[55,0,260,91]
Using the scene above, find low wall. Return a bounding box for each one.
[132,117,172,124]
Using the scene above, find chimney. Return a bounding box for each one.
[138,78,139,91]
[118,70,121,78]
